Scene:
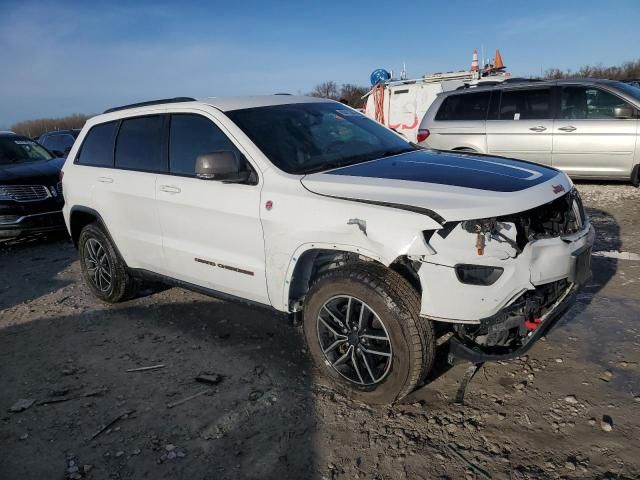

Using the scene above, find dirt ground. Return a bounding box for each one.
[1,182,639,480]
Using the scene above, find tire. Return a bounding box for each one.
[78,223,135,303]
[631,164,640,187]
[303,262,434,404]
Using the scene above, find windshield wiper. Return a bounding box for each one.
[377,147,415,158]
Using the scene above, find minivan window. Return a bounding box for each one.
[561,86,631,119]
[115,116,164,172]
[435,92,490,121]
[77,121,118,167]
[499,88,551,120]
[169,114,241,176]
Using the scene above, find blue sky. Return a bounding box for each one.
[1,0,639,127]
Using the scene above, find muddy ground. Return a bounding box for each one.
[1,182,639,480]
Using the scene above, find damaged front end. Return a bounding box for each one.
[417,189,594,362]
[448,279,575,363]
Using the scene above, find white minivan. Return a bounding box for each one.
[418,79,640,185]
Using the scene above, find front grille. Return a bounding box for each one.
[499,189,586,248]
[0,185,51,202]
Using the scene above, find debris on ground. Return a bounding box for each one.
[126,364,165,373]
[166,389,210,409]
[8,398,35,413]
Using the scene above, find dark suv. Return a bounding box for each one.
[0,133,66,240]
[38,129,80,158]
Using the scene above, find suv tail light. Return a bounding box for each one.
[416,129,430,143]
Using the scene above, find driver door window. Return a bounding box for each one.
[561,86,632,119]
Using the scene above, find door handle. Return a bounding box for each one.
[529,126,547,132]
[558,126,577,132]
[97,176,114,183]
[159,185,181,194]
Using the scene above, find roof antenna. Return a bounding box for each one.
[400,62,407,80]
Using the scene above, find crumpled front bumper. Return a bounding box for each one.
[418,223,596,323]
[447,283,577,363]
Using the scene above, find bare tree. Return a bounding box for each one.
[339,84,369,108]
[309,81,340,100]
[10,114,93,138]
[543,58,640,80]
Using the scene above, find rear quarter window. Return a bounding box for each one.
[435,92,490,121]
[76,121,118,167]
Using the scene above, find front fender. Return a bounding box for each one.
[261,170,442,312]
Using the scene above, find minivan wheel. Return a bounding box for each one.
[303,263,434,404]
[631,164,640,187]
[78,223,135,303]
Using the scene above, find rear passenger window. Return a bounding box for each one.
[435,92,490,121]
[76,121,118,167]
[169,114,241,175]
[499,89,551,120]
[115,116,165,172]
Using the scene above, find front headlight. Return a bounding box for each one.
[455,264,503,286]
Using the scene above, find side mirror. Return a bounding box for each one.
[195,151,251,183]
[53,150,65,158]
[614,105,634,119]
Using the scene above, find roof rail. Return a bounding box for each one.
[103,97,196,114]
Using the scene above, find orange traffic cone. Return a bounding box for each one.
[470,49,479,72]
[494,49,504,70]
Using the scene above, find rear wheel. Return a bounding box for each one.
[78,223,135,303]
[303,262,434,404]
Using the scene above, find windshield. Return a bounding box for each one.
[614,82,640,102]
[0,137,53,165]
[226,102,416,174]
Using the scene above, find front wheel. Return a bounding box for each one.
[303,263,434,404]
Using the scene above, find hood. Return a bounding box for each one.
[301,150,570,222]
[0,158,64,185]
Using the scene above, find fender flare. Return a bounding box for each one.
[282,242,388,312]
[68,206,127,265]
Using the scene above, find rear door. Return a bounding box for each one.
[552,85,638,178]
[486,87,554,165]
[156,111,269,304]
[86,114,166,271]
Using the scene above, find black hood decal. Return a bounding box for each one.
[326,150,558,193]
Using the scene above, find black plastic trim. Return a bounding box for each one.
[301,183,446,225]
[68,206,121,254]
[128,268,276,313]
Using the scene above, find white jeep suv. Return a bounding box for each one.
[62,95,595,404]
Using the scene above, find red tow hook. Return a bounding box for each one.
[525,318,543,331]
